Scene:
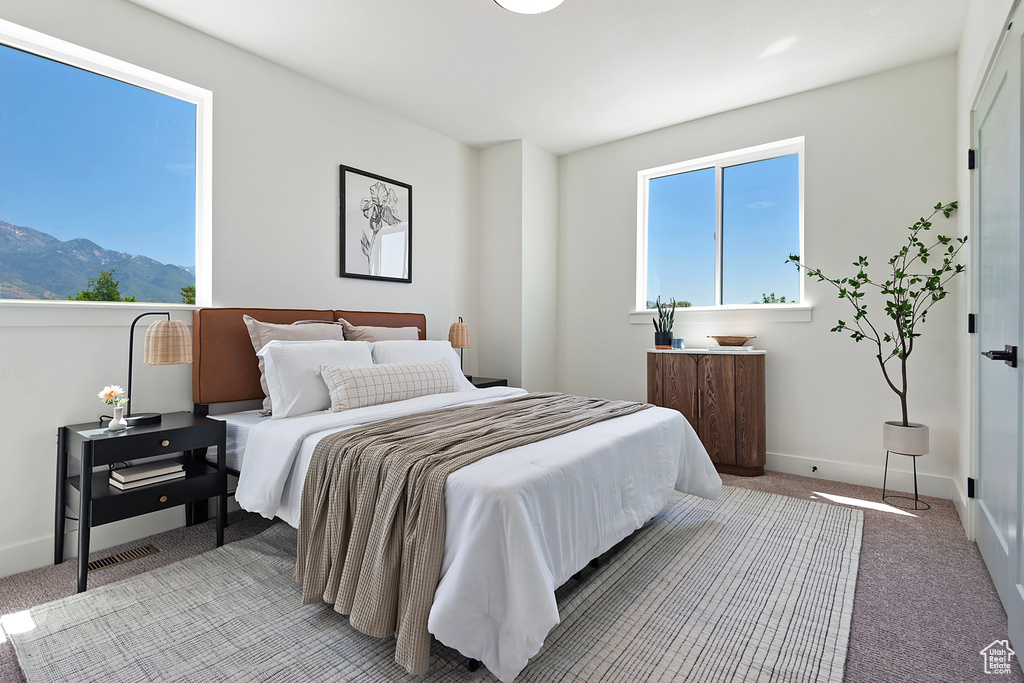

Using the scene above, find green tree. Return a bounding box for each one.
[69,268,137,302]
[787,201,964,425]
[646,299,692,309]
[759,292,788,304]
[180,284,196,305]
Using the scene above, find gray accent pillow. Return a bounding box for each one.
[242,315,347,415]
[338,318,420,342]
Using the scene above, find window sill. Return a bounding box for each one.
[0,299,197,327]
[629,304,813,325]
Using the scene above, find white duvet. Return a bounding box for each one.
[235,387,721,682]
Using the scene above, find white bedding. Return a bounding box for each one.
[206,409,265,472]
[234,387,720,682]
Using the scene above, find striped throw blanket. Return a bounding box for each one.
[294,391,651,675]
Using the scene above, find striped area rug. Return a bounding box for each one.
[9,486,861,683]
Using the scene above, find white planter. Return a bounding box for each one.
[882,421,929,455]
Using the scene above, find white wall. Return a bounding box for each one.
[521,141,559,392]
[478,141,525,387]
[954,0,1016,533]
[557,56,960,497]
[477,139,559,391]
[0,0,479,578]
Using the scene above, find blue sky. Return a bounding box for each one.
[647,154,800,306]
[0,44,196,267]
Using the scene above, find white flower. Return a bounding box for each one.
[98,385,128,405]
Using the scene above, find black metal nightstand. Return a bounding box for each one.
[470,376,509,388]
[55,412,227,592]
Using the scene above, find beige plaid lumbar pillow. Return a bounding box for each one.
[320,358,460,411]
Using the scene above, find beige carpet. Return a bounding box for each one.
[722,471,1024,683]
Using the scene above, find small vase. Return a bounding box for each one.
[107,405,128,432]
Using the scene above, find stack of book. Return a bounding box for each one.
[109,460,185,490]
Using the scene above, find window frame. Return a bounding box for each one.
[0,18,213,308]
[636,136,805,313]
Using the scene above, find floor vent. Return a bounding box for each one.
[87,544,160,573]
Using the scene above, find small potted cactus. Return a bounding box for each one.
[652,296,676,349]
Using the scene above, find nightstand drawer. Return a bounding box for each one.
[126,425,220,456]
[470,376,508,388]
[87,423,222,465]
[68,467,222,526]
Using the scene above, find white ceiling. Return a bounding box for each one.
[125,0,970,155]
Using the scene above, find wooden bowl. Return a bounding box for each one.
[708,335,756,347]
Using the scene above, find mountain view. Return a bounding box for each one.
[0,221,195,303]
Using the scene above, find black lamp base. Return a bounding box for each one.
[125,412,162,427]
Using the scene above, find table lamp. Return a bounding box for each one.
[448,317,470,380]
[126,312,193,426]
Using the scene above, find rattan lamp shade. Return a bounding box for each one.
[143,319,193,366]
[448,320,470,349]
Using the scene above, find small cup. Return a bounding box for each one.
[671,338,685,349]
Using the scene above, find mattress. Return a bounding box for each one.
[205,409,265,472]
[234,388,721,682]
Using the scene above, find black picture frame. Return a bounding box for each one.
[340,165,412,283]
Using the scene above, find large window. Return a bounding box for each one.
[638,138,803,310]
[0,20,211,305]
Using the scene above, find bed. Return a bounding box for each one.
[192,307,721,683]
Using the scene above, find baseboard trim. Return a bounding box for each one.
[0,497,241,580]
[0,508,184,580]
[766,451,955,500]
[952,477,973,539]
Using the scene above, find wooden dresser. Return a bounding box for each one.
[647,349,766,476]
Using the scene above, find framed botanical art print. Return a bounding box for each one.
[340,165,412,283]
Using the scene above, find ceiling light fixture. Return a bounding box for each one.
[494,0,565,14]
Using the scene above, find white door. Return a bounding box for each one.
[975,15,1024,649]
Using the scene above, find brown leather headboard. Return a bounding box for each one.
[191,307,427,408]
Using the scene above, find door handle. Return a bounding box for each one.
[982,345,1018,368]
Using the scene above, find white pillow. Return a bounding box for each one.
[242,315,347,415]
[320,358,460,411]
[370,340,476,392]
[257,339,374,419]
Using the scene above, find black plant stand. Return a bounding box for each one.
[881,450,930,511]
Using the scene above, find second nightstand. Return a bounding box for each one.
[55,412,227,592]
[470,376,509,388]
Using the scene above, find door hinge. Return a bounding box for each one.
[968,149,976,170]
[969,313,977,333]
[968,477,976,499]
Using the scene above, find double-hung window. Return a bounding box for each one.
[0,19,212,306]
[637,137,804,311]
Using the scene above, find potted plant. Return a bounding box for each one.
[652,296,676,349]
[787,201,964,455]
